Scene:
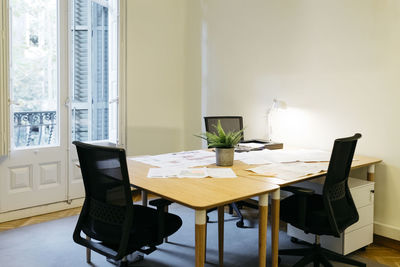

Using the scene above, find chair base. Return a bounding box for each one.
[106,252,144,267]
[279,243,366,267]
[207,203,248,228]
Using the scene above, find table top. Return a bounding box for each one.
[126,159,279,210]
[126,152,380,209]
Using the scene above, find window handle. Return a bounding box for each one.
[64,97,70,107]
[9,99,21,106]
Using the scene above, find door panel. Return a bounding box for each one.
[1,148,66,211]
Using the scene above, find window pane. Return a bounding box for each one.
[71,0,112,143]
[91,3,109,141]
[10,0,58,148]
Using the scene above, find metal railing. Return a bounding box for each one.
[13,111,57,147]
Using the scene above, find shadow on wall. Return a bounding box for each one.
[127,126,183,156]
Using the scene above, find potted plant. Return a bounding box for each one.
[196,120,243,166]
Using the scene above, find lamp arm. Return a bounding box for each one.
[267,107,273,142]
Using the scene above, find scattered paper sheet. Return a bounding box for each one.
[147,168,181,178]
[130,150,217,168]
[147,167,237,179]
[206,168,237,178]
[239,148,331,164]
[238,150,274,165]
[247,162,329,181]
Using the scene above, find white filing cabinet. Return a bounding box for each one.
[287,177,375,255]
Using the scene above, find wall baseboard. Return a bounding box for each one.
[374,221,400,242]
[0,198,84,223]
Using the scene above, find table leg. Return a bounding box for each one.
[259,193,269,267]
[142,190,148,206]
[165,205,169,243]
[367,165,375,181]
[195,209,206,267]
[271,189,280,267]
[218,206,224,267]
[86,235,91,263]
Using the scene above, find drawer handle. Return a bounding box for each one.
[370,190,375,193]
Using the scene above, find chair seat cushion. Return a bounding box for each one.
[83,205,182,252]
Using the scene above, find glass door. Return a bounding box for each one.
[0,0,120,212]
[0,0,68,212]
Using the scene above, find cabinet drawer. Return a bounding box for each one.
[344,224,373,255]
[347,177,374,208]
[345,204,373,233]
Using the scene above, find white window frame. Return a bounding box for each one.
[0,0,10,156]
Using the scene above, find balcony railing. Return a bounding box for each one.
[13,111,57,147]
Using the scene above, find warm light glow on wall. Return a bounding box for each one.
[272,107,314,146]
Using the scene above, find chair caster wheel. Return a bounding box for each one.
[290,237,299,243]
[236,220,244,228]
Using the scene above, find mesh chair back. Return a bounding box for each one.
[323,133,361,236]
[204,116,244,142]
[73,141,133,252]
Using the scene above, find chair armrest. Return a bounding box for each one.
[281,186,315,196]
[149,198,173,208]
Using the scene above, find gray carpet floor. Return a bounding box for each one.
[0,203,388,267]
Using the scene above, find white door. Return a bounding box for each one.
[0,0,120,212]
[0,0,69,212]
[68,0,119,200]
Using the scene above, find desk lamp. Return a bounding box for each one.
[267,99,287,142]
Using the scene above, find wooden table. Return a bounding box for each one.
[236,154,382,267]
[126,159,280,267]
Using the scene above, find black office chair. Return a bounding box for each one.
[72,141,182,267]
[204,116,245,142]
[279,133,365,267]
[204,116,257,228]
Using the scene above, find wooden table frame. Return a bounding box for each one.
[127,159,279,267]
[128,153,380,267]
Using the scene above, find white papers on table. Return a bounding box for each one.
[206,168,237,178]
[147,167,237,179]
[247,162,329,181]
[239,149,331,164]
[147,168,181,178]
[129,150,216,168]
[238,150,274,165]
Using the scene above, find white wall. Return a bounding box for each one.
[125,0,203,155]
[183,0,203,150]
[202,0,400,240]
[125,0,187,155]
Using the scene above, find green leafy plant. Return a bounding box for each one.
[196,120,243,148]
